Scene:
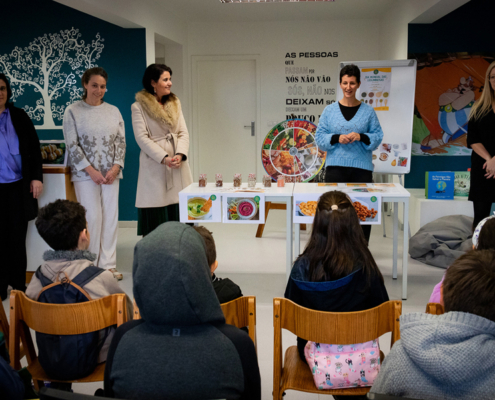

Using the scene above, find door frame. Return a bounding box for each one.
[191,55,261,179]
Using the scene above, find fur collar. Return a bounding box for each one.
[135,89,180,128]
[43,249,96,262]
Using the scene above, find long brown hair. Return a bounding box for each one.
[469,61,495,121]
[298,191,382,284]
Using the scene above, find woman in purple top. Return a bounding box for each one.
[0,73,43,300]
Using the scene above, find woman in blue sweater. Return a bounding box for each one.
[315,64,383,242]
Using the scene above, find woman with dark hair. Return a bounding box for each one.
[467,61,495,229]
[315,64,383,243]
[63,67,126,280]
[285,191,388,396]
[132,64,192,236]
[0,73,43,300]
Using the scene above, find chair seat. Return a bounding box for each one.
[280,346,370,396]
[28,359,105,383]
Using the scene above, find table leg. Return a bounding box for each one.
[393,202,398,280]
[286,198,293,280]
[402,198,409,300]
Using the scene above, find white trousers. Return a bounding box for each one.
[74,179,120,270]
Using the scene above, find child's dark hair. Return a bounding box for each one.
[339,64,361,84]
[477,218,495,250]
[81,67,108,100]
[35,200,87,251]
[142,63,176,104]
[443,249,495,323]
[193,226,217,267]
[298,191,382,284]
[0,73,13,104]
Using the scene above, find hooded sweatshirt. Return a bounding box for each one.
[104,222,260,400]
[371,312,495,399]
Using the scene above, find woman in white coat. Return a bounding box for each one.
[132,64,193,236]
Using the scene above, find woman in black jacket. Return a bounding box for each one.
[0,73,43,300]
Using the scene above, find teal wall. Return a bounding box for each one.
[0,0,146,220]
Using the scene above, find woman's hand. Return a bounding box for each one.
[484,157,495,178]
[346,132,361,143]
[85,165,107,185]
[105,165,121,185]
[170,154,183,169]
[30,180,43,199]
[339,135,350,144]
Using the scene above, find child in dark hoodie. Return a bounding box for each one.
[104,222,260,400]
[193,226,242,304]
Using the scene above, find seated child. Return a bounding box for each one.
[284,191,389,395]
[25,199,132,380]
[104,222,260,400]
[429,215,495,303]
[193,226,242,304]
[371,249,495,399]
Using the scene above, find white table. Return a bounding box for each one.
[179,182,295,274]
[293,183,411,300]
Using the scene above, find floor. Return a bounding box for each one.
[3,209,445,399]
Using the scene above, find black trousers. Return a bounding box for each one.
[0,180,28,299]
[325,166,372,243]
[472,200,493,232]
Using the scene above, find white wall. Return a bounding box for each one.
[187,19,381,172]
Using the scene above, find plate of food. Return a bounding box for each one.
[379,153,388,161]
[187,197,212,220]
[297,201,317,217]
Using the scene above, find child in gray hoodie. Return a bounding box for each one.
[371,249,495,399]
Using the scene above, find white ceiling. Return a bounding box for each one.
[151,0,398,22]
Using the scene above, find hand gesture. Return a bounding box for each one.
[104,165,120,185]
[484,157,495,179]
[346,132,361,143]
[170,154,183,169]
[30,180,43,199]
[86,166,107,185]
[339,135,351,144]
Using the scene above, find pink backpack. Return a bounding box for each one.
[304,339,381,389]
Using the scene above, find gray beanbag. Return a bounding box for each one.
[409,215,473,268]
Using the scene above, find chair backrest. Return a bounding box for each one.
[0,303,9,346]
[9,290,127,370]
[132,299,141,319]
[425,302,444,315]
[274,298,402,346]
[132,296,257,349]
[220,296,256,349]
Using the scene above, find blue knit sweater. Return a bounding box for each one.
[315,102,383,171]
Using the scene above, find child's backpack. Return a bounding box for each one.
[304,339,381,389]
[34,266,107,380]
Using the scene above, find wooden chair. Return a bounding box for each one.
[220,296,257,350]
[425,302,444,315]
[132,296,257,349]
[9,290,127,389]
[273,298,402,400]
[132,298,141,319]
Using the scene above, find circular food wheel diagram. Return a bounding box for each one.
[261,119,327,182]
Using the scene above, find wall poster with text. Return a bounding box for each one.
[359,68,392,111]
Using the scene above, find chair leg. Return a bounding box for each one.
[256,202,271,238]
[300,224,306,231]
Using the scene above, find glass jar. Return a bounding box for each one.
[277,176,285,187]
[248,173,256,188]
[199,174,207,187]
[263,175,272,187]
[215,173,223,187]
[233,173,242,187]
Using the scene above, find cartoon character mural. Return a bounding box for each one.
[409,53,495,156]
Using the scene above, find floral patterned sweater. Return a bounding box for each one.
[63,100,126,181]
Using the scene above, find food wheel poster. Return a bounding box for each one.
[262,119,326,182]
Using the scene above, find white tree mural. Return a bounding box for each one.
[0,28,104,129]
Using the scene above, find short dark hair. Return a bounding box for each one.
[142,64,175,104]
[339,64,361,84]
[35,200,87,251]
[81,67,108,100]
[0,73,13,104]
[477,218,495,250]
[193,226,217,267]
[443,249,495,323]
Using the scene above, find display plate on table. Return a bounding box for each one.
[40,140,67,167]
[261,119,326,183]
